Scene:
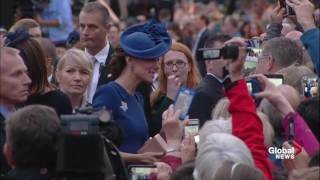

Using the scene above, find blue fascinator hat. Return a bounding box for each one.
[120,19,172,60]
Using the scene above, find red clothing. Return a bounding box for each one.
[226,79,273,180]
[160,155,182,171]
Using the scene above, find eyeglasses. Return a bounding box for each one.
[164,60,187,69]
[257,55,270,63]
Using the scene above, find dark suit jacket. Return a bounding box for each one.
[194,28,210,77]
[97,46,114,87]
[0,113,10,178]
[188,74,225,127]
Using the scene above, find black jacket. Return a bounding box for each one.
[188,74,224,127]
[0,113,10,178]
[5,168,53,180]
[97,46,114,87]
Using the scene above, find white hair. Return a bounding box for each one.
[194,133,254,180]
[199,119,231,145]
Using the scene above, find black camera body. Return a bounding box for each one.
[201,45,240,60]
[56,107,128,180]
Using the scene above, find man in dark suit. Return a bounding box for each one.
[189,34,231,127]
[192,14,210,77]
[0,47,32,177]
[79,2,114,103]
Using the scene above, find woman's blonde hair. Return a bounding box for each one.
[56,48,93,79]
[151,42,201,105]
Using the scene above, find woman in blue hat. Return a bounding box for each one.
[93,20,172,164]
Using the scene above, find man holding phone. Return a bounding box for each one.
[286,0,319,74]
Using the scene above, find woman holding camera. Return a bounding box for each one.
[93,20,172,164]
[149,42,201,136]
[55,48,93,110]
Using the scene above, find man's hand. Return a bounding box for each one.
[250,74,295,117]
[286,0,316,31]
[271,3,286,23]
[224,37,247,82]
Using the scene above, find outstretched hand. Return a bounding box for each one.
[224,37,247,82]
[250,74,294,117]
[286,0,316,31]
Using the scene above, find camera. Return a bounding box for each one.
[246,77,262,106]
[56,107,128,180]
[128,165,157,180]
[201,45,239,60]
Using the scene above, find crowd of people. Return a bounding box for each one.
[0,0,319,179]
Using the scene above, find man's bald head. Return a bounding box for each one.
[277,84,301,110]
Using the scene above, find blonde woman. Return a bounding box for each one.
[150,42,201,136]
[55,49,93,110]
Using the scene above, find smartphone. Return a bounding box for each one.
[279,0,296,16]
[265,74,284,87]
[174,86,196,120]
[184,119,200,144]
[246,77,261,94]
[302,76,319,98]
[128,165,157,180]
[246,77,262,106]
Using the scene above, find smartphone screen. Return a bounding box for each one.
[174,87,195,120]
[184,119,200,144]
[129,165,157,180]
[246,81,253,94]
[302,76,318,98]
[265,74,284,87]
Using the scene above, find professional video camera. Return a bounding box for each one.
[201,45,240,60]
[56,107,129,180]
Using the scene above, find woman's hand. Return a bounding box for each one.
[162,105,186,146]
[166,75,181,100]
[283,141,310,171]
[121,152,164,164]
[181,135,196,163]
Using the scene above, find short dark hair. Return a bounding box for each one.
[5,105,61,168]
[204,33,231,48]
[200,14,209,26]
[81,2,110,25]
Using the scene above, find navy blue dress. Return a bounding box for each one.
[93,81,149,153]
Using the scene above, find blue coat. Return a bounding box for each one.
[300,28,320,75]
[93,81,149,153]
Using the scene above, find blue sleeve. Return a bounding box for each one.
[56,0,72,28]
[265,23,283,41]
[300,28,320,75]
[92,85,117,112]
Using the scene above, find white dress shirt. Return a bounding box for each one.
[85,42,110,103]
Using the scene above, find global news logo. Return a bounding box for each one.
[268,144,302,160]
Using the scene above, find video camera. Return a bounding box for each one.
[200,38,264,61]
[201,45,240,60]
[56,106,128,180]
